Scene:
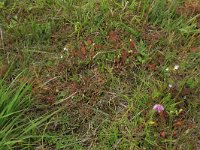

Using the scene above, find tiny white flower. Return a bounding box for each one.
[64,47,68,51]
[179,109,183,113]
[60,55,63,59]
[183,96,187,99]
[128,50,133,53]
[173,65,179,70]
[168,84,173,88]
[165,68,169,71]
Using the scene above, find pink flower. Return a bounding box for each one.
[153,104,164,113]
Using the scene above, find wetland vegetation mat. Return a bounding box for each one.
[0,0,200,149]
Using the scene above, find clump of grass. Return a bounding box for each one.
[0,72,79,149]
[0,72,33,148]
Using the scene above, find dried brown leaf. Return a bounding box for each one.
[80,46,87,55]
[120,49,128,64]
[160,131,166,138]
[108,31,119,43]
[0,64,8,77]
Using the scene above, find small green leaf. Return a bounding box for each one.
[0,2,4,9]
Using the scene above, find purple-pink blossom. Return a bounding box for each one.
[153,104,164,113]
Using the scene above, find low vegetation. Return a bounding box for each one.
[0,0,200,149]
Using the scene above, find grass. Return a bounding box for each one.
[0,0,200,149]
